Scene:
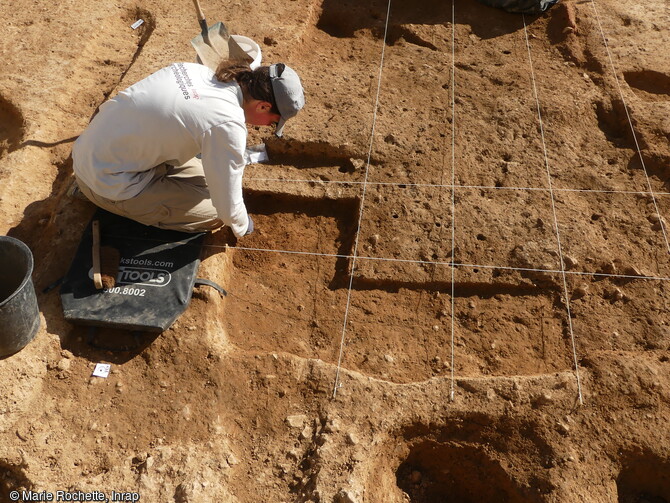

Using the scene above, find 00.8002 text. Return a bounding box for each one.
[104,286,146,296]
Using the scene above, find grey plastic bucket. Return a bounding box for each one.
[0,236,40,356]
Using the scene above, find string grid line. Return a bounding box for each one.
[449,0,457,402]
[522,14,583,404]
[103,232,670,283]
[217,243,670,282]
[331,0,393,398]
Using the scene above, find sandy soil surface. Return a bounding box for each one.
[1,0,670,501]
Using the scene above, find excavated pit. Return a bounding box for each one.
[396,441,539,503]
[365,417,554,503]
[617,451,670,503]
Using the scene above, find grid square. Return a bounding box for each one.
[450,19,550,190]
[454,187,560,273]
[341,285,453,384]
[339,265,573,383]
[224,252,348,362]
[354,184,453,285]
[366,42,453,186]
[451,276,574,378]
[242,189,358,258]
[568,277,670,353]
[523,31,651,193]
[554,190,670,278]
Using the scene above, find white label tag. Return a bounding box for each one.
[131,19,144,30]
[245,144,269,164]
[92,363,111,378]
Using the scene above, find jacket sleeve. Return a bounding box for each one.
[200,121,249,238]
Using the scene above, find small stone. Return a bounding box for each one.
[432,325,440,331]
[297,304,305,312]
[556,421,570,435]
[600,261,617,274]
[286,415,308,428]
[622,265,642,277]
[384,354,394,363]
[607,287,624,301]
[182,405,192,420]
[564,255,579,270]
[649,214,667,231]
[299,425,313,440]
[352,450,365,462]
[534,392,554,406]
[350,158,365,171]
[226,453,240,466]
[468,301,476,309]
[335,489,358,503]
[384,133,398,145]
[346,433,358,445]
[369,234,380,246]
[324,419,340,433]
[571,284,589,300]
[56,359,71,372]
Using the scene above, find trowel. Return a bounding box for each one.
[191,0,254,70]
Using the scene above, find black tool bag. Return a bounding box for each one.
[476,0,559,14]
[60,209,205,332]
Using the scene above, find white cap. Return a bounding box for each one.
[269,64,305,137]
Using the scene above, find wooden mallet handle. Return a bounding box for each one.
[192,0,208,33]
[92,220,103,290]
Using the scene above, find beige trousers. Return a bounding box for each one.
[75,158,223,233]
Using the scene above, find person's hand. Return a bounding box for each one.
[244,215,255,236]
